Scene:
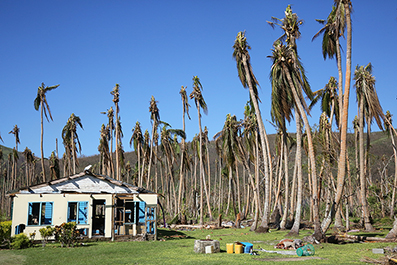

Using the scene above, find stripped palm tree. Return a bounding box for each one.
[147,96,160,188]
[22,147,34,186]
[130,121,143,186]
[9,125,20,189]
[233,31,271,232]
[178,86,191,216]
[34,82,59,182]
[62,113,83,175]
[190,76,213,223]
[49,151,60,180]
[111,84,121,180]
[385,111,397,219]
[98,124,111,176]
[354,62,384,231]
[101,107,115,178]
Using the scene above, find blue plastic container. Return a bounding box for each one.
[239,242,253,254]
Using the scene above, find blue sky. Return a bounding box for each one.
[1,0,396,158]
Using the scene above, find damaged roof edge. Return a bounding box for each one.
[6,169,156,196]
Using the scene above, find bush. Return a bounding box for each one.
[11,233,31,249]
[0,221,12,248]
[54,222,80,247]
[39,226,54,247]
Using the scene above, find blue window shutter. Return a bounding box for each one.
[28,203,33,216]
[44,202,53,225]
[138,201,146,223]
[78,202,88,224]
[147,208,156,234]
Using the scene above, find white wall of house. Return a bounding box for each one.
[11,192,158,240]
[11,193,113,240]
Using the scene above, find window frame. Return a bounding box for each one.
[27,201,53,226]
[67,201,88,224]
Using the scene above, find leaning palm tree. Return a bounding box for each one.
[189,76,213,224]
[233,31,271,232]
[178,86,191,216]
[354,62,384,231]
[62,113,83,175]
[147,96,160,188]
[34,82,59,182]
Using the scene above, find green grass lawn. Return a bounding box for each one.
[0,227,395,265]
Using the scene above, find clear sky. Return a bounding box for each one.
[1,0,396,158]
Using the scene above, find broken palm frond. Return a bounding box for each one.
[338,233,397,243]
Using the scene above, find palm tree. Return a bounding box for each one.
[22,147,34,186]
[159,122,186,216]
[98,124,111,176]
[386,111,397,218]
[62,113,83,175]
[269,41,322,239]
[111,84,121,180]
[233,31,271,232]
[189,76,213,224]
[310,77,339,129]
[323,0,353,234]
[178,86,191,216]
[130,121,143,185]
[354,62,383,231]
[101,107,114,178]
[49,151,60,180]
[9,125,20,189]
[34,82,59,182]
[147,96,160,188]
[214,114,241,219]
[313,4,346,127]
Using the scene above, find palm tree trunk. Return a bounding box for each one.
[242,56,270,232]
[390,128,397,218]
[282,63,322,239]
[289,111,302,235]
[147,121,156,188]
[280,136,289,230]
[40,101,46,182]
[322,1,352,234]
[359,98,374,231]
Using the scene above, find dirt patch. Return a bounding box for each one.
[253,256,325,262]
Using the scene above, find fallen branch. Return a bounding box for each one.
[338,233,397,242]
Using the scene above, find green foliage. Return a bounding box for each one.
[0,220,12,248]
[54,222,79,247]
[39,226,54,247]
[11,233,31,249]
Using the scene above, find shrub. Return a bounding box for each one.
[0,221,12,248]
[54,222,80,247]
[39,226,54,247]
[11,233,31,249]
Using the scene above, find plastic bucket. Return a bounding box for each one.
[226,243,234,254]
[296,244,315,256]
[235,243,243,254]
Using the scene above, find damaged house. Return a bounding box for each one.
[8,168,158,241]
